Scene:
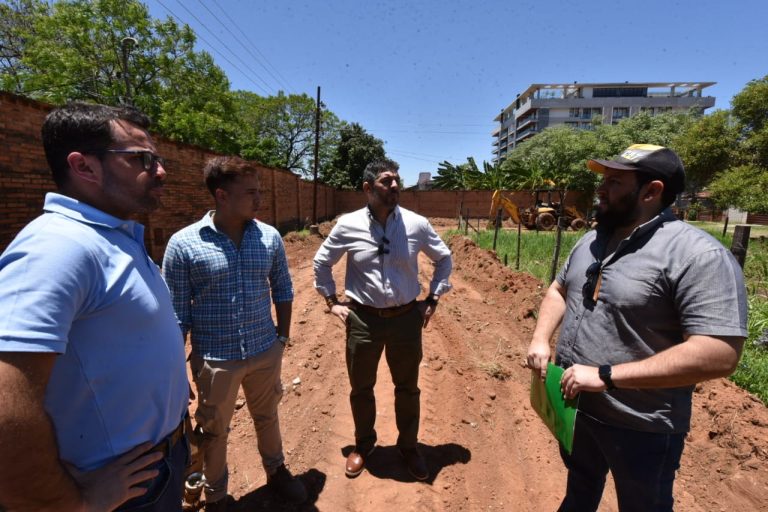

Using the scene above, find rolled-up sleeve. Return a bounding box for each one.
[420,222,452,296]
[269,237,294,304]
[313,224,349,297]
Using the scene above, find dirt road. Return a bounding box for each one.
[196,220,768,511]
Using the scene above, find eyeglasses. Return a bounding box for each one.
[378,236,390,256]
[102,149,166,172]
[582,261,603,303]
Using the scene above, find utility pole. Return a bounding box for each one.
[311,86,321,229]
[120,37,137,106]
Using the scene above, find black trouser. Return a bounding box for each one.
[345,306,423,451]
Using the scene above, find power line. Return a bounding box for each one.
[154,0,271,95]
[208,0,295,93]
[170,0,276,94]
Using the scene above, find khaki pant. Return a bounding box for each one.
[190,341,285,503]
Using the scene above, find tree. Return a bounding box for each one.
[324,123,385,189]
[431,159,481,190]
[1,0,239,153]
[671,110,738,191]
[709,164,768,214]
[731,75,768,168]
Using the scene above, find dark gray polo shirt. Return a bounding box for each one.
[555,208,747,433]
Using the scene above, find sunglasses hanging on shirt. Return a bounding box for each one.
[378,236,390,255]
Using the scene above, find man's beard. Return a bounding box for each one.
[595,187,642,230]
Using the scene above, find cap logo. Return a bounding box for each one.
[619,144,664,163]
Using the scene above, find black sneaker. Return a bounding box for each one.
[267,464,308,504]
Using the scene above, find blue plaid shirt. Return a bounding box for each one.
[162,212,293,360]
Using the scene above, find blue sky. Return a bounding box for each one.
[143,0,768,186]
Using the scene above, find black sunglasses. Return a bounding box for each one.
[102,149,166,172]
[378,236,390,256]
[582,261,603,303]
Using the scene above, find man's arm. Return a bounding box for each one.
[560,334,744,399]
[0,353,162,512]
[526,280,567,381]
[161,238,192,336]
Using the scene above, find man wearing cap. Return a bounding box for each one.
[526,144,747,511]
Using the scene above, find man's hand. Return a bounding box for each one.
[560,364,606,399]
[65,443,163,512]
[526,340,551,381]
[417,300,438,328]
[329,302,352,324]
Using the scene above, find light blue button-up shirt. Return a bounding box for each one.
[162,212,294,361]
[0,193,188,471]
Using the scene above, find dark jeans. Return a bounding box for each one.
[346,306,423,451]
[115,431,189,511]
[558,412,685,512]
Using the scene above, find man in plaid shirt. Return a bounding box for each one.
[163,157,306,510]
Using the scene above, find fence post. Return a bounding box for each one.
[516,219,521,270]
[465,209,470,235]
[730,225,751,268]
[492,208,502,250]
[549,218,565,283]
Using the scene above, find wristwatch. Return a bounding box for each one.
[277,335,290,346]
[324,295,339,310]
[598,365,616,390]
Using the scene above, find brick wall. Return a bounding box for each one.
[0,92,338,261]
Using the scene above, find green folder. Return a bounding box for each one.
[530,363,578,454]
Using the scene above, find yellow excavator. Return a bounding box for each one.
[489,189,586,231]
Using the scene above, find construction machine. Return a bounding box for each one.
[488,190,522,228]
[488,189,586,231]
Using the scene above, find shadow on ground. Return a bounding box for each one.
[341,442,471,484]
[229,468,326,511]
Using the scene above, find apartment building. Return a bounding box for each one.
[492,82,715,163]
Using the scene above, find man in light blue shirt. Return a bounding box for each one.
[313,158,452,481]
[0,103,189,511]
[163,156,306,510]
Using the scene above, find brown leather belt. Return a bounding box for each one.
[352,300,416,318]
[148,419,185,458]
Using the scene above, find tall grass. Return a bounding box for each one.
[453,223,768,404]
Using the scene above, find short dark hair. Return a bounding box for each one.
[362,158,399,187]
[41,102,150,188]
[635,170,677,208]
[203,156,260,196]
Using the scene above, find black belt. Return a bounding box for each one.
[352,300,416,318]
[148,419,185,458]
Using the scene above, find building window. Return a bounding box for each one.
[612,107,630,120]
[569,108,580,117]
[594,87,648,98]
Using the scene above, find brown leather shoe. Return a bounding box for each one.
[345,445,376,478]
[400,447,429,481]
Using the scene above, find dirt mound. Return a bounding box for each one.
[448,235,543,321]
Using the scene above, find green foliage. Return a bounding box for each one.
[431,157,505,190]
[324,122,385,189]
[431,159,481,190]
[708,164,768,214]
[670,110,738,191]
[731,74,768,133]
[0,0,241,153]
[232,90,341,176]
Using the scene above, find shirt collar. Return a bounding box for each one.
[366,204,401,225]
[43,192,143,240]
[200,211,259,236]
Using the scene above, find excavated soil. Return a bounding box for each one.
[188,218,768,511]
